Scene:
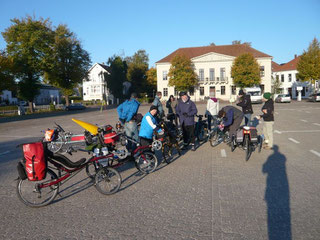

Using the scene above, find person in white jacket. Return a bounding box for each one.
[206,97,219,132]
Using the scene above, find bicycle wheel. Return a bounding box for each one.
[162,144,173,164]
[86,162,99,180]
[197,125,206,142]
[231,137,236,152]
[209,131,220,147]
[95,167,121,195]
[48,134,64,153]
[16,169,59,208]
[258,135,263,153]
[244,135,252,161]
[136,151,158,174]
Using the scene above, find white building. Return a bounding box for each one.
[272,55,315,99]
[34,84,61,105]
[0,90,18,104]
[156,44,272,101]
[83,63,114,104]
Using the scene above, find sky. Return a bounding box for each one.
[1,0,320,68]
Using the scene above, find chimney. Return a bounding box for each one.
[294,54,297,59]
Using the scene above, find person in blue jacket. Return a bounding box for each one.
[117,93,140,151]
[139,105,164,146]
[175,91,198,151]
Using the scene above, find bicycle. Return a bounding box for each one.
[194,114,209,142]
[16,128,122,208]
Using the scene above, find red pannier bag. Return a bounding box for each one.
[23,142,47,181]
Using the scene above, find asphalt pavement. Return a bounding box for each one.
[0,100,319,240]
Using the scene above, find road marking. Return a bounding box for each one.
[275,112,279,115]
[221,149,227,158]
[313,123,320,126]
[274,130,282,134]
[0,151,11,156]
[300,119,308,122]
[310,150,320,158]
[279,130,320,133]
[288,138,300,144]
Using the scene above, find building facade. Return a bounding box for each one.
[34,84,61,105]
[83,63,114,104]
[272,56,316,99]
[156,44,272,101]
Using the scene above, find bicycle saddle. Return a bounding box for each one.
[49,153,86,168]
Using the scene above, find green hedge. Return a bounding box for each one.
[0,106,18,111]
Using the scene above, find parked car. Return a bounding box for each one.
[308,93,320,102]
[65,103,86,111]
[275,94,291,103]
[18,101,28,106]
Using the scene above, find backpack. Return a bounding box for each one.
[23,142,47,181]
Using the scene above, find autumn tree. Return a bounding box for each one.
[168,54,198,92]
[2,16,54,112]
[0,50,16,93]
[126,49,149,95]
[44,24,91,105]
[271,75,282,94]
[231,53,261,88]
[146,67,157,95]
[297,37,320,92]
[106,55,128,99]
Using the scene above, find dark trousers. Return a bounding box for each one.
[140,137,153,147]
[207,115,217,131]
[182,123,195,145]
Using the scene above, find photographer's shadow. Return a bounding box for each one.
[262,145,291,240]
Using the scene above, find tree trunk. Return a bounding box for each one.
[28,101,34,113]
[65,95,70,106]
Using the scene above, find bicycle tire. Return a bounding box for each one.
[48,134,64,153]
[86,162,99,180]
[244,135,252,161]
[17,169,59,208]
[95,167,121,195]
[162,144,173,164]
[209,131,220,147]
[197,125,206,142]
[258,135,262,153]
[135,151,158,174]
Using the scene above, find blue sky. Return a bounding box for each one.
[1,0,319,67]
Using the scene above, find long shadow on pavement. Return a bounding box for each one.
[262,145,292,240]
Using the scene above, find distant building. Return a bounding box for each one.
[34,84,61,105]
[272,55,316,99]
[83,63,114,104]
[0,90,18,104]
[156,44,272,101]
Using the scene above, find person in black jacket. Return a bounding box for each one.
[256,92,274,150]
[236,89,253,126]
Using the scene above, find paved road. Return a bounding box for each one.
[0,101,319,240]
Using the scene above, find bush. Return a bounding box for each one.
[69,96,82,101]
[49,103,55,111]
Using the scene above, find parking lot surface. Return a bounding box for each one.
[0,101,319,240]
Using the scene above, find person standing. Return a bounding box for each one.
[206,97,219,132]
[175,91,198,151]
[152,91,164,120]
[117,92,140,151]
[139,105,163,146]
[166,95,178,125]
[256,92,274,150]
[236,89,253,126]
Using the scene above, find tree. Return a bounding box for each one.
[271,75,282,94]
[146,67,157,95]
[297,37,320,92]
[126,49,149,94]
[44,24,91,105]
[0,50,15,92]
[231,53,261,88]
[106,55,127,99]
[209,42,216,46]
[168,54,198,92]
[232,40,252,47]
[2,16,54,112]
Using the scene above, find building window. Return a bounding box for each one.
[231,86,236,95]
[220,68,226,80]
[163,88,168,97]
[281,74,284,82]
[163,71,167,81]
[260,66,265,77]
[189,87,194,96]
[174,88,178,96]
[296,73,299,81]
[221,86,225,95]
[199,69,204,81]
[200,87,204,96]
[288,74,292,82]
[209,68,215,81]
[260,84,265,93]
